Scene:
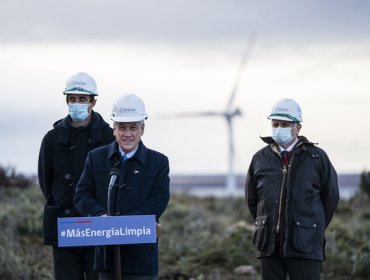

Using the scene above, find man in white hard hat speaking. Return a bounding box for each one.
[245,98,339,280]
[74,94,170,280]
[38,72,115,280]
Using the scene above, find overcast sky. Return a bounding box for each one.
[1,0,370,176]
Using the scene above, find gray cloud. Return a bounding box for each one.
[1,0,370,45]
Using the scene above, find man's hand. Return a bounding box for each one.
[156,223,161,238]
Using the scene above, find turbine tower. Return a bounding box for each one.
[222,33,256,194]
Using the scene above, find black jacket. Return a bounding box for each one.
[74,141,170,275]
[245,136,339,261]
[38,111,115,246]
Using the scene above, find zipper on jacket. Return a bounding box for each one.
[276,165,287,234]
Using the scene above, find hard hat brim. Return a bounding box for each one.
[111,115,148,123]
[267,114,301,122]
[63,87,98,96]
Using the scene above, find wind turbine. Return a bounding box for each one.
[162,33,256,194]
[222,33,256,194]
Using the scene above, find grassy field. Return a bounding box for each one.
[0,184,369,280]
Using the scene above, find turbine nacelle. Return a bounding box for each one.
[224,108,242,119]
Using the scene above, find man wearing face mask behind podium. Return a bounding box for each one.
[74,93,170,280]
[38,72,115,280]
[245,98,339,280]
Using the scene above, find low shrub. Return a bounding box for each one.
[0,165,35,189]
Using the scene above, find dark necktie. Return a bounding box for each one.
[281,151,289,166]
[122,154,128,161]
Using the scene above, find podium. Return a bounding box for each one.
[57,215,157,247]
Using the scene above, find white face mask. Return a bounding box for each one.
[68,103,90,122]
[271,127,294,145]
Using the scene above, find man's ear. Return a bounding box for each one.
[297,123,302,132]
[89,99,97,112]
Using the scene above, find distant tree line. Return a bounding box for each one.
[360,170,370,196]
[0,165,35,188]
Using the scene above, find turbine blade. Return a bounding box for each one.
[226,32,257,110]
[157,111,223,119]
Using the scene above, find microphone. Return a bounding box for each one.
[108,168,120,191]
[107,168,120,216]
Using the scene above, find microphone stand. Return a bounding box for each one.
[107,168,122,280]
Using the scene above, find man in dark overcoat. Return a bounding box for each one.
[75,93,170,280]
[38,72,115,280]
[245,98,339,280]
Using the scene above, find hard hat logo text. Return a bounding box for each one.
[120,108,136,113]
[275,107,289,112]
[71,81,87,86]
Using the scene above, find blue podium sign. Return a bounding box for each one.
[58,215,156,247]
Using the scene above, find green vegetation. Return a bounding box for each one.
[1,167,370,279]
[0,186,53,279]
[159,195,257,279]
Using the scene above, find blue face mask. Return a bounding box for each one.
[68,103,90,122]
[272,127,294,145]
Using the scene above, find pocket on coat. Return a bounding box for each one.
[43,204,60,243]
[291,215,323,253]
[252,215,268,252]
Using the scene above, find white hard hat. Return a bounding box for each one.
[267,98,302,122]
[63,72,98,96]
[111,94,148,122]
